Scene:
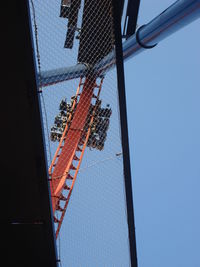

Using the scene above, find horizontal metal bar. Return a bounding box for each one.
[39,0,200,87]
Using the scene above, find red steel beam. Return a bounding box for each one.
[49,79,82,175]
[54,77,103,237]
[50,77,96,213]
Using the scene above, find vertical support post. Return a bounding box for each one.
[112,1,138,266]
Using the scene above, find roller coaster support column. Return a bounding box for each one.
[39,0,200,86]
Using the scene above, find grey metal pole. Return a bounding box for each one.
[39,0,200,87]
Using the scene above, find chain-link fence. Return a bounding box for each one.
[29,1,131,266]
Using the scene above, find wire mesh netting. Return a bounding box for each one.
[29,0,131,266]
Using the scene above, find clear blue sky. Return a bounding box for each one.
[125,1,200,266]
[30,0,200,266]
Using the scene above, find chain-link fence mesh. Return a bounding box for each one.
[29,0,131,266]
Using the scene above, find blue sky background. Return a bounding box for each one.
[125,1,200,266]
[29,0,200,266]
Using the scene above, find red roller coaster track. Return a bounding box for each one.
[49,76,103,238]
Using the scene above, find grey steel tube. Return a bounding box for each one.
[39,64,88,87]
[40,0,200,87]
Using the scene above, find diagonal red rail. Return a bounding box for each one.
[48,79,82,176]
[49,76,104,236]
[50,77,96,213]
[55,91,102,237]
